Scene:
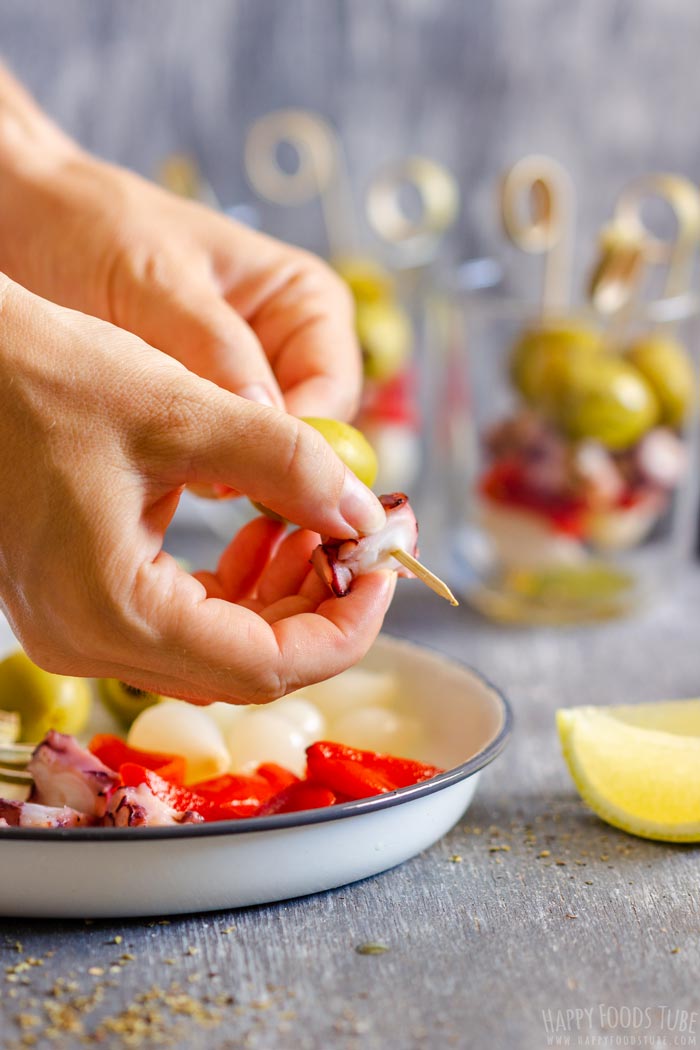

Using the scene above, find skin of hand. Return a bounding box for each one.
[0,64,362,420]
[0,275,394,704]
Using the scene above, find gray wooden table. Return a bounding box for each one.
[2,529,700,1050]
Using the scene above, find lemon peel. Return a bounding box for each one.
[557,701,700,842]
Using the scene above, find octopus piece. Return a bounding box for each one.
[633,428,687,490]
[105,784,204,828]
[312,492,418,598]
[485,409,554,461]
[571,441,625,508]
[0,798,95,828]
[28,730,120,818]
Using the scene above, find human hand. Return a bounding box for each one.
[0,67,361,420]
[0,276,391,702]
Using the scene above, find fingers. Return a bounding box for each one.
[191,570,228,601]
[269,571,398,692]
[130,554,397,703]
[255,528,320,606]
[119,262,285,408]
[283,374,358,420]
[256,254,362,420]
[259,595,316,624]
[151,384,385,538]
[299,568,333,605]
[215,517,286,600]
[222,234,363,421]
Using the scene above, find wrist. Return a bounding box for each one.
[0,138,115,314]
[0,65,80,183]
[0,71,90,288]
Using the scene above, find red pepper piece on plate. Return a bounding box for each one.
[89,734,186,784]
[256,763,301,793]
[306,741,443,800]
[205,799,263,820]
[358,749,443,789]
[119,763,203,810]
[192,772,273,817]
[120,763,260,822]
[193,771,271,801]
[259,780,337,815]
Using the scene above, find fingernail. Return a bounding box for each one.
[339,469,387,535]
[238,383,278,408]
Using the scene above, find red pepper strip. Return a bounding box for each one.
[355,750,443,789]
[193,772,271,801]
[256,763,300,793]
[480,460,587,537]
[207,799,263,820]
[258,780,337,815]
[306,744,396,800]
[306,742,443,800]
[89,734,186,785]
[119,763,203,810]
[119,763,261,822]
[191,772,273,817]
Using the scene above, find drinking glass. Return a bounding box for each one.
[421,287,700,623]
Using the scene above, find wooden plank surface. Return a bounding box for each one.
[2,562,700,1049]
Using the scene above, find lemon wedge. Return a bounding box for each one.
[557,701,700,842]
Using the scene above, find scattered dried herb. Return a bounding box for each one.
[355,942,390,956]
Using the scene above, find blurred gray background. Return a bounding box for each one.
[1,0,699,288]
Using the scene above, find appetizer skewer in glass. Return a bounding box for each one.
[433,156,700,623]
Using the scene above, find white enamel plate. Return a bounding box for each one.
[0,633,511,918]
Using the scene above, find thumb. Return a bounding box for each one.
[119,267,285,407]
[154,378,387,538]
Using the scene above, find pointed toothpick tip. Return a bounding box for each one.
[391,549,459,607]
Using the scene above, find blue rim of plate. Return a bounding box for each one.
[0,637,513,842]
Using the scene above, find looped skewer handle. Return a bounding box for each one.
[588,174,700,330]
[365,156,460,269]
[614,174,700,298]
[500,155,575,317]
[588,222,648,317]
[244,109,355,258]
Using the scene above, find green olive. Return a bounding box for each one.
[97,679,163,731]
[355,300,412,383]
[332,255,396,304]
[625,336,694,429]
[0,650,92,743]
[301,417,378,487]
[554,356,659,449]
[511,323,604,406]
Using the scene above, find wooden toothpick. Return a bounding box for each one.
[391,549,459,607]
